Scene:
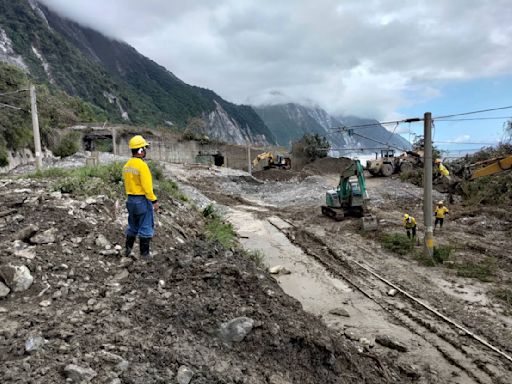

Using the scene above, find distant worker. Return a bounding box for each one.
[123,135,159,259]
[403,214,417,240]
[434,158,451,180]
[434,200,449,230]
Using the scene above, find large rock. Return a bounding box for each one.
[219,317,254,343]
[375,334,408,352]
[0,264,33,292]
[63,364,97,383]
[30,228,58,244]
[177,365,194,384]
[13,224,39,242]
[0,281,10,297]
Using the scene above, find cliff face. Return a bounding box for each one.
[254,103,411,153]
[0,0,275,145]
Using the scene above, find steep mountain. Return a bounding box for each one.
[254,103,411,154]
[0,0,275,146]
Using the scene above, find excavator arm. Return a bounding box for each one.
[469,155,512,180]
[252,152,275,167]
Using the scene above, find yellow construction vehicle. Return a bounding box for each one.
[252,152,291,170]
[467,155,512,180]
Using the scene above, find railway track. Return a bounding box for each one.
[270,217,512,384]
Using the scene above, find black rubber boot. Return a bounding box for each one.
[125,235,136,257]
[140,237,152,259]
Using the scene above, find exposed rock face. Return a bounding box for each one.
[0,28,27,70]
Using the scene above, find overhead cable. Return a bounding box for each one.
[434,105,512,119]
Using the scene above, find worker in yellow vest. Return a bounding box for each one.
[434,159,451,180]
[434,200,449,230]
[123,135,159,259]
[403,214,417,240]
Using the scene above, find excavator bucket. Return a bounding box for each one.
[361,215,378,231]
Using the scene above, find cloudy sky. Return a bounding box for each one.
[40,0,512,152]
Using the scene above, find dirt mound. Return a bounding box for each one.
[301,157,353,176]
[0,176,408,383]
[252,169,301,181]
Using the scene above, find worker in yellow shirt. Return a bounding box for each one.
[403,214,417,240]
[434,159,451,180]
[123,135,159,259]
[434,200,449,230]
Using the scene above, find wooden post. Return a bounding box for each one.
[29,84,43,171]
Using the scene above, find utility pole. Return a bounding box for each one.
[29,84,43,171]
[423,112,434,257]
[247,144,252,174]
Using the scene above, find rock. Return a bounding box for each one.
[14,246,36,260]
[387,288,398,297]
[0,281,10,297]
[268,265,291,275]
[112,269,129,281]
[0,264,34,292]
[375,335,408,352]
[30,228,58,244]
[177,365,194,384]
[14,224,39,242]
[39,300,51,307]
[25,335,46,353]
[219,317,255,343]
[359,337,374,349]
[100,250,119,256]
[328,308,350,317]
[95,234,110,249]
[344,328,362,341]
[269,374,293,384]
[63,364,97,383]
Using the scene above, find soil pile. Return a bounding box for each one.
[252,169,301,182]
[301,157,353,176]
[0,176,409,383]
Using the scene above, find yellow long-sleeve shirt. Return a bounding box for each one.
[403,216,417,228]
[435,206,449,218]
[437,163,450,176]
[123,157,157,202]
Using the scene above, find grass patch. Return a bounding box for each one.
[205,216,237,248]
[492,287,512,308]
[241,249,266,269]
[415,252,436,267]
[379,232,414,255]
[454,257,496,282]
[433,244,454,264]
[157,179,188,202]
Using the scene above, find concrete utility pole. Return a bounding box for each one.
[29,84,43,171]
[247,144,252,174]
[423,112,434,257]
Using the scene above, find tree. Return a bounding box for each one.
[503,120,512,143]
[292,133,330,162]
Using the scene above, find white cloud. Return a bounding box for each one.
[39,0,512,119]
[453,134,472,143]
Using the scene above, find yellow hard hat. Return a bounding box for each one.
[438,200,444,205]
[404,214,409,219]
[434,158,442,164]
[129,135,149,149]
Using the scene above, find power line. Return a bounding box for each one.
[434,105,512,119]
[0,102,24,111]
[434,116,512,122]
[0,89,28,97]
[434,141,497,145]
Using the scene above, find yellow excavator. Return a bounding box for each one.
[466,155,512,180]
[252,152,291,170]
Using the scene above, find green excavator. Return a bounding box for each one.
[321,160,377,229]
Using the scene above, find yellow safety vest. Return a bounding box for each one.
[435,206,449,219]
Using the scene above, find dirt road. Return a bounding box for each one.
[172,163,512,384]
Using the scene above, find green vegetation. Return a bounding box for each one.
[205,217,237,248]
[492,287,512,309]
[453,257,496,282]
[433,244,454,264]
[292,133,330,162]
[241,249,266,269]
[379,232,415,255]
[53,132,80,158]
[157,179,188,202]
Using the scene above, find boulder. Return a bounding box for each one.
[177,365,194,384]
[63,364,97,383]
[328,307,350,317]
[219,317,254,343]
[0,281,10,297]
[13,224,39,242]
[30,228,58,244]
[0,264,33,292]
[375,335,408,352]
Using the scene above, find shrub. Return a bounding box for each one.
[205,217,236,248]
[202,203,217,218]
[454,257,496,282]
[241,249,265,269]
[54,132,80,158]
[379,232,414,255]
[492,287,512,308]
[433,244,454,264]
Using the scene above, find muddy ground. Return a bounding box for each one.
[0,166,417,383]
[174,163,512,384]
